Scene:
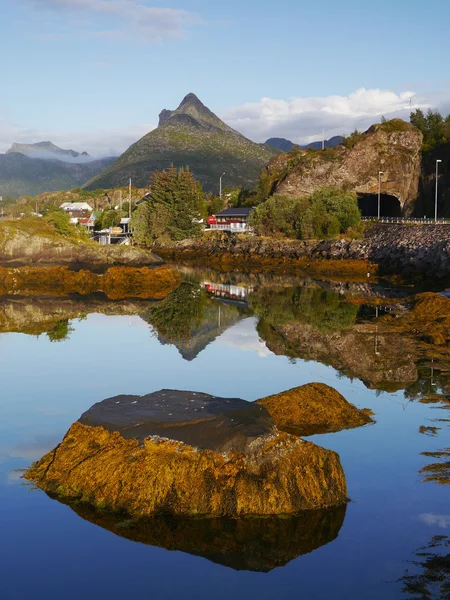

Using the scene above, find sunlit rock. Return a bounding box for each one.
[25,390,348,517]
[257,383,374,436]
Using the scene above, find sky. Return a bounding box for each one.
[1,0,450,156]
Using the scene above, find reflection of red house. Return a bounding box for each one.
[204,282,252,302]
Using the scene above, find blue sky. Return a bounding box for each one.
[1,0,450,155]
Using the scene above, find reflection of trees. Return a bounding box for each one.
[249,286,358,333]
[397,535,450,599]
[141,282,209,344]
[46,319,74,343]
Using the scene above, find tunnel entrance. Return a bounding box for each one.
[358,194,402,217]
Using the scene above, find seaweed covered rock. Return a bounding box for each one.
[55,499,346,572]
[25,390,347,517]
[257,383,374,436]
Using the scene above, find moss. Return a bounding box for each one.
[25,420,347,517]
[256,383,374,436]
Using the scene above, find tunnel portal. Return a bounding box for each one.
[358,194,402,218]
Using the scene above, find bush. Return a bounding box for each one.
[44,208,72,235]
[249,195,307,238]
[301,187,361,238]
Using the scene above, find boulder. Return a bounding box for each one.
[257,383,374,436]
[25,389,348,517]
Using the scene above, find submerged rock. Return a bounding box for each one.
[53,499,346,572]
[25,389,348,517]
[257,383,374,436]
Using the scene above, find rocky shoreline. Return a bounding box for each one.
[154,224,450,280]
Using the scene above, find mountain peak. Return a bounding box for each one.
[178,92,205,109]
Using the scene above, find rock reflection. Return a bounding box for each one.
[397,535,450,598]
[420,449,450,485]
[54,498,347,572]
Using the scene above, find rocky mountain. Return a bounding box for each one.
[6,141,90,162]
[0,152,116,198]
[84,93,276,193]
[265,136,343,152]
[263,120,423,215]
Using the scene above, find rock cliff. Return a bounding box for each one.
[263,120,423,214]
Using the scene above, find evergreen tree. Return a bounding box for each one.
[131,166,206,244]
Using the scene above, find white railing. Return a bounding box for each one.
[210,223,250,232]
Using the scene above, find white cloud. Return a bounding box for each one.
[221,88,431,144]
[217,318,273,358]
[419,513,450,529]
[26,0,203,42]
[0,115,155,157]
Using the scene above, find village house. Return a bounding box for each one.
[206,207,254,233]
[60,202,94,225]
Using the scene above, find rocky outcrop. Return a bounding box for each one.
[264,120,423,214]
[0,219,161,266]
[257,383,374,436]
[156,222,450,279]
[25,389,348,517]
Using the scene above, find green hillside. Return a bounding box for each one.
[84,93,276,193]
[0,152,115,198]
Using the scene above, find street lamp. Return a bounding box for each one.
[435,159,442,223]
[219,172,226,200]
[378,171,384,219]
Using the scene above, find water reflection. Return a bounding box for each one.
[49,497,347,572]
[2,270,450,399]
[397,535,450,599]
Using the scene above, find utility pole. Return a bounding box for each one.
[435,160,442,223]
[378,171,384,219]
[129,178,132,220]
[220,172,226,200]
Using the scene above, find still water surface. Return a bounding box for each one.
[1,269,449,599]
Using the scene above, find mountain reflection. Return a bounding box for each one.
[2,271,450,397]
[52,497,347,572]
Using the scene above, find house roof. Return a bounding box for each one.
[215,207,254,217]
[60,202,93,211]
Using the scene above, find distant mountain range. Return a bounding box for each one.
[0,152,116,198]
[265,136,343,152]
[6,141,91,163]
[84,93,276,193]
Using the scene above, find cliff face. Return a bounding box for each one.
[264,120,423,214]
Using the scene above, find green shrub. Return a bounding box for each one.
[44,208,72,235]
[248,195,307,238]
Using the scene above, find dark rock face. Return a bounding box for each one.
[58,499,347,572]
[79,390,274,453]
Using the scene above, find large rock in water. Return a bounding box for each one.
[257,383,374,436]
[25,390,348,517]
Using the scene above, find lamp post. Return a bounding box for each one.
[219,172,226,200]
[378,171,384,219]
[435,159,442,223]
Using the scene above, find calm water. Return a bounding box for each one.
[1,270,449,599]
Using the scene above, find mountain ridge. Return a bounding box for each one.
[84,93,276,193]
[6,141,91,162]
